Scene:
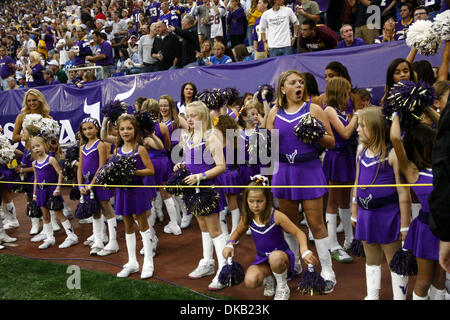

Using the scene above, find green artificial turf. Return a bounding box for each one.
[0,253,235,300]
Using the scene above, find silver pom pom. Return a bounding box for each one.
[433,10,450,41]
[0,134,15,165]
[406,20,441,56]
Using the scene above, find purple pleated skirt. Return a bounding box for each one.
[142,174,158,200]
[149,155,170,185]
[322,150,355,182]
[216,167,242,194]
[251,248,295,280]
[92,186,114,202]
[271,160,328,201]
[238,164,261,186]
[355,203,400,244]
[36,185,64,208]
[404,215,439,261]
[114,184,152,216]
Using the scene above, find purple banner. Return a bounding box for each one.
[0,40,445,148]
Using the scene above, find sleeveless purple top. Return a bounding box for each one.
[81,139,101,182]
[331,108,351,151]
[184,136,215,175]
[148,123,167,158]
[411,168,433,213]
[35,155,57,184]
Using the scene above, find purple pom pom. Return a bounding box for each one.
[256,84,275,104]
[293,114,326,143]
[218,257,245,286]
[196,88,226,110]
[86,191,100,216]
[102,100,128,124]
[348,239,365,258]
[96,155,137,187]
[165,166,193,196]
[46,195,65,211]
[27,200,43,218]
[134,110,157,135]
[224,87,240,105]
[184,186,219,216]
[298,264,327,295]
[384,80,436,129]
[389,248,418,276]
[75,196,90,219]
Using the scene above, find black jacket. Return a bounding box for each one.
[429,101,450,241]
[172,26,200,67]
[151,33,181,71]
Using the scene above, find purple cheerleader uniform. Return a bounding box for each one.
[355,148,400,244]
[216,146,241,194]
[238,129,261,185]
[146,123,170,185]
[81,139,113,202]
[226,107,238,121]
[34,155,63,208]
[272,101,328,200]
[322,109,356,182]
[404,169,439,261]
[184,136,226,215]
[164,119,182,173]
[0,165,15,190]
[20,149,34,195]
[250,208,295,279]
[114,145,152,216]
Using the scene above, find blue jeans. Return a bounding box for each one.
[269,46,293,57]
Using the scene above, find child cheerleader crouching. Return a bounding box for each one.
[223,176,319,300]
[31,136,78,249]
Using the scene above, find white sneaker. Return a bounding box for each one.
[336,221,344,233]
[274,285,290,300]
[0,244,4,250]
[0,231,17,243]
[97,240,119,256]
[30,218,40,235]
[79,217,93,224]
[4,219,20,230]
[141,259,154,279]
[31,230,47,242]
[39,238,55,249]
[163,222,182,235]
[51,218,60,232]
[58,235,79,249]
[188,259,215,279]
[116,215,123,222]
[180,214,193,229]
[208,274,227,291]
[90,245,103,255]
[263,276,275,297]
[117,263,139,278]
[83,234,94,246]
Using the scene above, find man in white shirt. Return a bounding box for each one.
[131,23,158,74]
[259,0,299,57]
[206,0,227,39]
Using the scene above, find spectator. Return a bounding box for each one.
[354,0,381,44]
[326,0,357,33]
[86,31,115,78]
[134,23,158,74]
[48,59,68,84]
[44,27,55,55]
[169,14,201,68]
[197,39,213,60]
[259,0,299,57]
[23,51,45,88]
[17,74,27,89]
[197,41,232,65]
[127,34,139,60]
[214,36,236,61]
[336,24,366,48]
[246,0,263,47]
[146,0,162,24]
[112,10,128,54]
[5,35,21,60]
[378,0,398,24]
[0,45,17,90]
[43,69,60,85]
[160,2,180,28]
[22,31,37,51]
[227,0,247,48]
[94,6,107,22]
[73,26,93,67]
[171,0,187,21]
[298,19,339,53]
[207,0,227,39]
[234,44,253,62]
[6,76,18,90]
[151,21,181,71]
[374,16,404,43]
[395,2,414,36]
[115,47,134,75]
[423,0,442,20]
[252,0,270,60]
[413,5,429,21]
[191,0,212,44]
[64,50,76,73]
[294,0,321,26]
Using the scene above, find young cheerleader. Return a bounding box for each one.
[222,176,319,300]
[173,101,227,290]
[390,113,446,300]
[323,77,359,263]
[77,117,119,256]
[177,82,198,117]
[266,70,337,293]
[114,114,155,279]
[159,95,191,228]
[352,107,411,300]
[140,98,181,235]
[31,135,79,249]
[214,115,241,238]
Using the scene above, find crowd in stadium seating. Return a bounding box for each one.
[0,0,447,90]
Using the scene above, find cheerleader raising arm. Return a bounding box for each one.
[143,132,165,150]
[310,103,335,149]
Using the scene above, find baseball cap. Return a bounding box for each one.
[49,60,59,66]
